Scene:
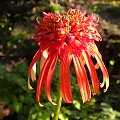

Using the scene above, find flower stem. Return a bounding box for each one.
[52,88,62,120]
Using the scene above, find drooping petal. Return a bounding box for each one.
[82,51,99,95]
[73,55,86,102]
[36,54,56,106]
[88,43,102,58]
[94,62,99,69]
[31,62,36,82]
[44,54,58,105]
[28,49,42,89]
[93,52,109,92]
[73,55,90,103]
[77,55,91,101]
[60,58,73,103]
[40,50,48,71]
[87,43,109,92]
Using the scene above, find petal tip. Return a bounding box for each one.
[103,88,108,93]
[38,102,44,107]
[51,101,57,106]
[92,92,97,96]
[82,100,85,103]
[100,83,104,88]
[28,78,33,90]
[68,100,73,104]
[28,85,33,90]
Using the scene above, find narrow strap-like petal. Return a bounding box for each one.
[60,58,73,103]
[77,55,91,101]
[36,54,56,106]
[40,50,48,71]
[28,49,42,89]
[87,43,109,92]
[82,51,99,95]
[93,52,109,92]
[88,43,102,58]
[31,62,36,82]
[44,54,58,105]
[73,55,90,103]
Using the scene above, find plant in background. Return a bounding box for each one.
[28,8,109,120]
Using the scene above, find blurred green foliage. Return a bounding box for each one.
[49,4,65,13]
[0,0,120,120]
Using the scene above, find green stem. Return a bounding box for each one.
[52,88,62,120]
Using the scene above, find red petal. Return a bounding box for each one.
[77,55,91,101]
[86,42,109,92]
[60,58,73,103]
[44,54,58,105]
[73,55,90,103]
[36,54,56,105]
[93,52,109,92]
[28,49,42,89]
[82,51,99,95]
[31,62,36,82]
[40,50,48,71]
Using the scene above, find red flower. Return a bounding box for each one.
[28,9,109,106]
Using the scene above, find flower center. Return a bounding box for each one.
[35,8,101,51]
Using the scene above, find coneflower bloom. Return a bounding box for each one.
[28,8,109,106]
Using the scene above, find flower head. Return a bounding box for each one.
[28,8,109,106]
